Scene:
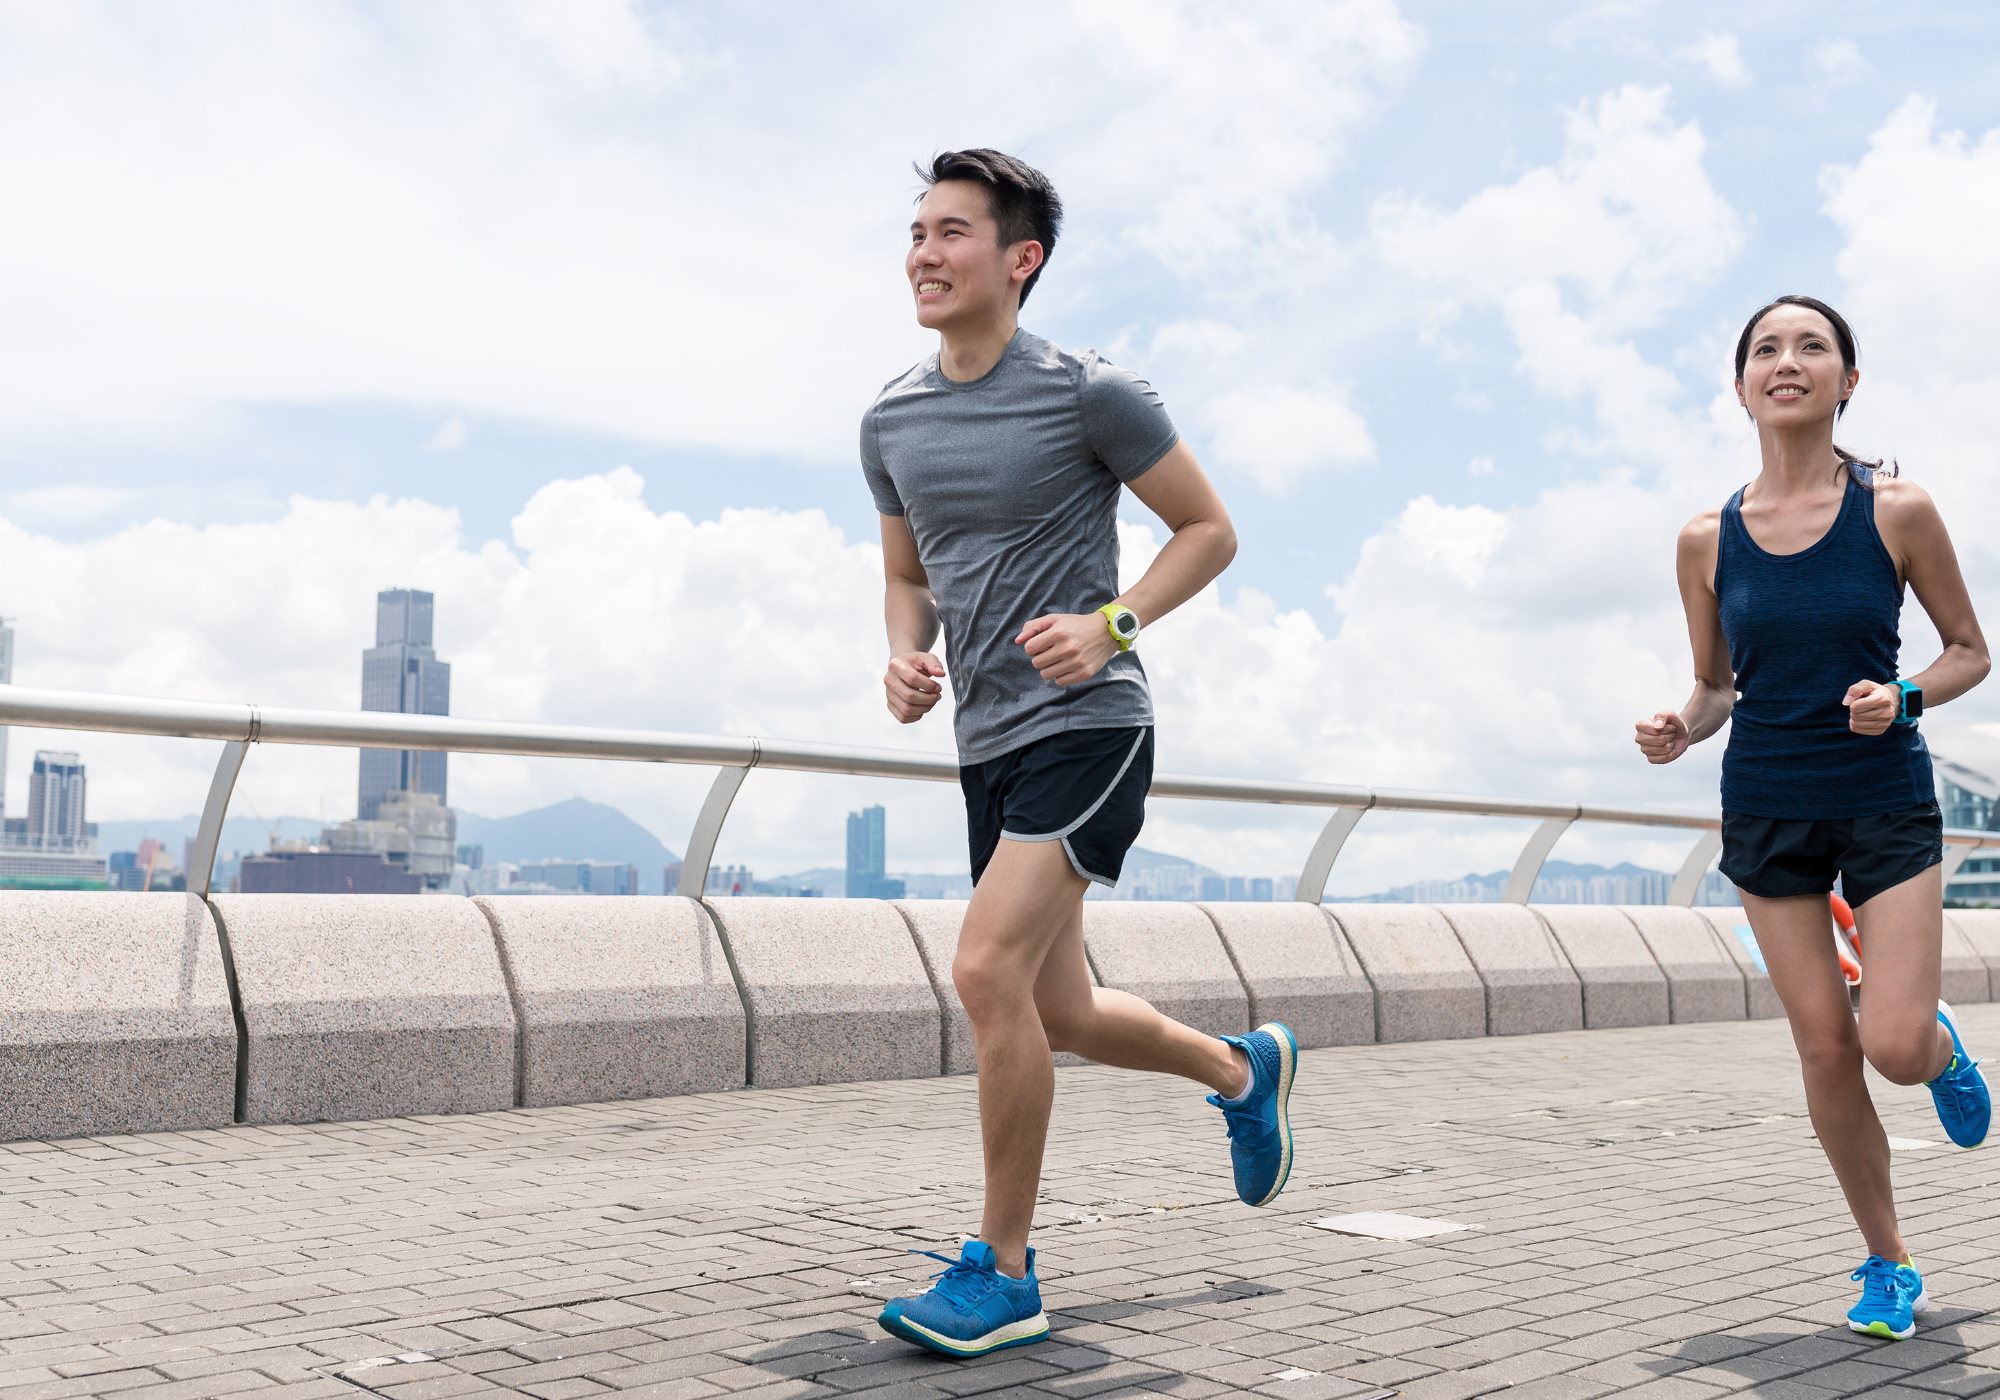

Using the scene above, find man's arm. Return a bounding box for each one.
[881,514,946,724]
[1019,439,1237,686]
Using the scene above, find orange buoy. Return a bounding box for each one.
[1831,893,1862,987]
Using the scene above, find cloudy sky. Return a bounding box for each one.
[3,0,1999,892]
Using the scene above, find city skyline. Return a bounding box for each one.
[357,587,451,821]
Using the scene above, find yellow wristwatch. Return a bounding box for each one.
[1098,603,1140,652]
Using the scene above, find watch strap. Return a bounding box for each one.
[1894,680,1921,725]
[1097,603,1139,652]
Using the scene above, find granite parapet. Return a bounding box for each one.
[1325,904,1486,1043]
[1433,904,1583,1036]
[476,895,746,1106]
[1532,905,1670,1029]
[1197,902,1375,1049]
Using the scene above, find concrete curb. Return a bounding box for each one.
[1324,905,1485,1044]
[209,894,516,1125]
[1940,913,1992,1005]
[1533,906,1670,1029]
[1433,904,1582,1037]
[1197,902,1375,1049]
[0,893,236,1141]
[1690,907,1784,1020]
[1622,906,1748,1024]
[1081,903,1250,1039]
[475,895,746,1106]
[1948,910,2000,1003]
[701,897,941,1089]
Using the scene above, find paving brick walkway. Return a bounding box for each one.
[7,1008,2000,1400]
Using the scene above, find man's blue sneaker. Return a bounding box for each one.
[1929,1001,1990,1149]
[877,1240,1049,1358]
[1208,1022,1297,1207]
[1847,1255,1928,1339]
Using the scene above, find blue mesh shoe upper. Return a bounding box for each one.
[1929,1001,1990,1150]
[1208,1022,1297,1207]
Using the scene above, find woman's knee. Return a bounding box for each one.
[1863,1023,1942,1086]
[1793,1023,1863,1082]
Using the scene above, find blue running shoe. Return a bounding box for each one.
[1208,1022,1297,1207]
[1847,1255,1928,1339]
[1929,1001,1990,1149]
[877,1240,1049,1358]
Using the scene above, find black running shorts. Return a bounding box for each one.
[961,726,1153,888]
[1719,800,1942,909]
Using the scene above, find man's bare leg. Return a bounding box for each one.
[953,837,1248,1279]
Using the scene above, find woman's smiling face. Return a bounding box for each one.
[1737,303,1859,430]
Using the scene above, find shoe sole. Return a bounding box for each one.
[878,1308,1049,1357]
[1849,1317,1916,1340]
[1248,1022,1296,1207]
[1935,1000,1989,1150]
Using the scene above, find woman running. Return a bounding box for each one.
[1636,294,1991,1341]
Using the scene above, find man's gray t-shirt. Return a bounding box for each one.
[861,330,1180,765]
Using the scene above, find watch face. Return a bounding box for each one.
[1113,610,1139,638]
[1907,689,1924,718]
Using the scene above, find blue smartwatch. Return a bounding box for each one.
[1894,680,1923,725]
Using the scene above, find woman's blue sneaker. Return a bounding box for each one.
[1208,1022,1297,1207]
[1929,1000,1990,1149]
[1847,1255,1928,1339]
[877,1241,1049,1358]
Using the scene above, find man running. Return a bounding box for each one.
[861,148,1297,1360]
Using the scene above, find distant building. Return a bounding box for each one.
[708,863,755,897]
[357,588,451,821]
[664,862,683,894]
[322,790,457,889]
[237,850,423,894]
[457,844,483,870]
[27,751,88,850]
[844,806,904,898]
[0,749,107,888]
[0,616,12,822]
[517,859,640,896]
[1925,725,2000,904]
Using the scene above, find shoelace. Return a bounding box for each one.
[1850,1256,1909,1308]
[907,1249,1003,1309]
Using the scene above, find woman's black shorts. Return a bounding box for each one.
[961,726,1152,888]
[1719,800,1942,908]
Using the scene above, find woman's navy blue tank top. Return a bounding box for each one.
[1716,475,1931,818]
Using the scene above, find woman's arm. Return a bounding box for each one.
[1843,478,1991,734]
[1636,510,1735,764]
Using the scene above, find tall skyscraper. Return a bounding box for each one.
[357,588,452,820]
[844,805,903,899]
[846,805,884,897]
[0,616,12,822]
[27,751,86,850]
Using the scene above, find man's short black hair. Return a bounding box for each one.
[915,149,1063,307]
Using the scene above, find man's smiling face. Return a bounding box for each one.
[907,179,1036,334]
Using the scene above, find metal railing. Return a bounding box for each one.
[3,681,1996,906]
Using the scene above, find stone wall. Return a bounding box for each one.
[0,894,1948,1141]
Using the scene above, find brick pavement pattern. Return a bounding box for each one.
[5,1008,2000,1400]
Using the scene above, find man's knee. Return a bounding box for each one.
[954,948,1030,1022]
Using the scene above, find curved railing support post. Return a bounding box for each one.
[1941,840,1979,887]
[1294,803,1370,904]
[677,746,760,898]
[1503,815,1575,904]
[1669,829,1724,907]
[190,737,253,898]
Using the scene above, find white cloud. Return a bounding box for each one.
[1820,98,2000,576]
[1675,32,1750,88]
[1468,455,1496,476]
[427,417,468,451]
[1204,384,1377,492]
[0,3,1422,463]
[1814,38,1869,84]
[515,0,681,87]
[1374,85,1744,325]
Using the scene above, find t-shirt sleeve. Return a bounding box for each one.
[859,404,905,517]
[1079,352,1181,483]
